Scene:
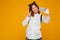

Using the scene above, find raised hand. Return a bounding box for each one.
[28,11,31,17]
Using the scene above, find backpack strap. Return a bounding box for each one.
[40,14,42,24]
[28,18,31,24]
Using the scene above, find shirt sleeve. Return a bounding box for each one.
[22,16,31,27]
[42,15,50,23]
[39,7,49,15]
[42,8,50,23]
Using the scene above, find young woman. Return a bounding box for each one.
[22,1,50,40]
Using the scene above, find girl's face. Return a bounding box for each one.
[32,5,39,14]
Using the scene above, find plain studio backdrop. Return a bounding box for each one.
[0,0,60,40]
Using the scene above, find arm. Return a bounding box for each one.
[42,15,50,23]
[22,16,31,27]
[39,7,49,14]
[22,11,31,27]
[39,8,50,23]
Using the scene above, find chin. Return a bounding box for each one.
[35,11,38,13]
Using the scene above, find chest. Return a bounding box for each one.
[29,15,41,24]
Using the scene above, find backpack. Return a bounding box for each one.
[28,14,42,24]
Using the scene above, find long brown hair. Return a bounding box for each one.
[28,1,40,17]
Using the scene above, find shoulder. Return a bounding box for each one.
[39,14,43,17]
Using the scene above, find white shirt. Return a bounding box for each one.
[22,8,50,39]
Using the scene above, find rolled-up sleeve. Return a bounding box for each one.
[22,16,31,27]
[39,7,49,15]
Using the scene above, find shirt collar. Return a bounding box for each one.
[34,13,39,16]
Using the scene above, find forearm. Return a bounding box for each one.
[39,7,46,12]
[39,7,49,14]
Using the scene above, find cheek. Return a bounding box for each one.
[33,8,38,12]
[32,9,35,12]
[35,8,38,12]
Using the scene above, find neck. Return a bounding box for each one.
[34,12,38,14]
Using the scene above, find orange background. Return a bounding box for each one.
[0,0,60,40]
